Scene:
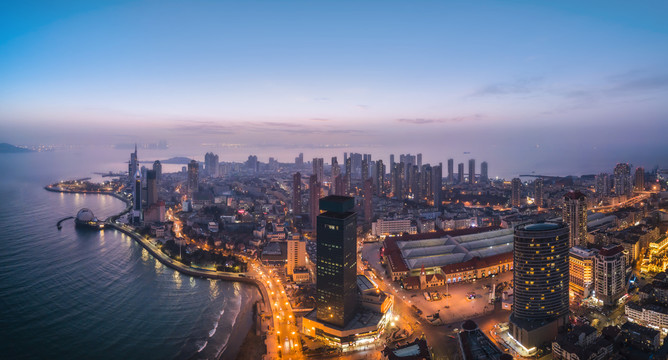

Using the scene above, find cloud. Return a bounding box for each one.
[397,114,484,125]
[471,77,544,97]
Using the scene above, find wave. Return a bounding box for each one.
[196,340,208,353]
[208,321,218,337]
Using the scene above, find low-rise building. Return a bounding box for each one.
[625,301,668,331]
[551,325,612,360]
[619,321,660,352]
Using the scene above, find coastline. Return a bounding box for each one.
[46,185,272,360]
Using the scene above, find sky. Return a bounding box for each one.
[1,1,667,176]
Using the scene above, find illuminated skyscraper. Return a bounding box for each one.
[595,173,610,197]
[480,161,488,183]
[569,246,597,301]
[634,167,644,191]
[287,234,307,277]
[510,222,569,350]
[292,172,302,213]
[375,160,385,195]
[563,191,588,247]
[447,158,454,184]
[511,178,521,208]
[594,245,626,305]
[534,178,543,208]
[309,175,321,230]
[187,160,198,194]
[613,163,631,196]
[315,196,357,327]
[468,159,475,184]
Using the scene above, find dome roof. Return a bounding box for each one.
[76,208,95,222]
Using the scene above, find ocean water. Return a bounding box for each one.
[0,150,259,360]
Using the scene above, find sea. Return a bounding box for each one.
[0,149,260,360]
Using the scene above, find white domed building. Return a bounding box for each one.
[75,208,102,229]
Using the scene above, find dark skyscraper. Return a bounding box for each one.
[634,167,644,191]
[315,196,357,328]
[613,163,631,196]
[510,222,570,349]
[457,162,464,184]
[468,158,475,184]
[128,143,138,185]
[334,175,344,196]
[511,178,521,208]
[389,154,395,174]
[204,152,219,177]
[309,175,321,230]
[133,167,142,224]
[345,157,352,193]
[152,160,162,184]
[146,169,157,206]
[364,178,373,223]
[362,159,369,182]
[447,158,454,184]
[480,161,488,183]
[432,164,442,208]
[331,157,340,183]
[313,158,324,184]
[292,172,302,213]
[534,178,543,208]
[187,160,198,194]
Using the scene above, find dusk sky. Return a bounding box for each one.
[1,1,667,174]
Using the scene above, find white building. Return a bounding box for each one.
[372,218,416,236]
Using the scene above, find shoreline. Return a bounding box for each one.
[46,184,272,360]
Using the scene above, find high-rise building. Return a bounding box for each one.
[292,172,302,213]
[447,158,454,184]
[204,152,219,177]
[364,178,373,223]
[153,160,162,184]
[510,222,569,349]
[187,160,198,194]
[594,244,626,305]
[334,175,344,196]
[315,196,357,328]
[534,178,543,208]
[295,153,304,167]
[409,165,419,197]
[480,161,488,183]
[511,178,521,208]
[613,163,631,196]
[287,234,307,277]
[595,173,610,197]
[389,154,395,174]
[458,163,464,184]
[351,153,363,179]
[375,159,385,195]
[331,157,340,182]
[345,157,352,193]
[468,159,475,184]
[569,246,598,301]
[392,162,404,199]
[133,167,142,224]
[634,167,645,192]
[309,175,321,230]
[563,191,588,247]
[417,153,422,168]
[362,159,369,182]
[247,155,258,172]
[313,158,324,184]
[432,164,442,208]
[146,170,158,206]
[128,143,138,184]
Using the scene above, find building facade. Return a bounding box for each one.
[510,222,570,350]
[594,244,626,306]
[563,191,588,247]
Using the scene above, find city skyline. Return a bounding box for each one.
[1,1,668,174]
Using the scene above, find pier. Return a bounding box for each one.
[56,216,74,230]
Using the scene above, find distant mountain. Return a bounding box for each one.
[0,143,33,153]
[140,156,193,164]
